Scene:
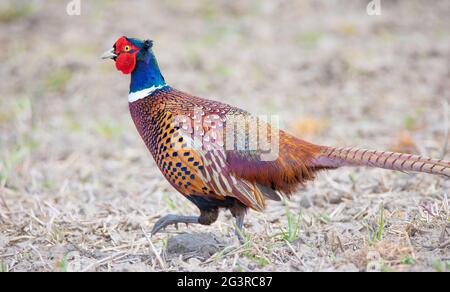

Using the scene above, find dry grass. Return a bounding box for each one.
[0,0,449,271]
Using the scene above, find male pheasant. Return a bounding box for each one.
[102,36,450,240]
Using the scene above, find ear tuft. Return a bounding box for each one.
[143,40,153,50]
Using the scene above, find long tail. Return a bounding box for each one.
[314,146,450,178]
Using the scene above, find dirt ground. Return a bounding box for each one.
[0,0,449,272]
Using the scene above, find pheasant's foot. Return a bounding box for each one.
[151,214,199,236]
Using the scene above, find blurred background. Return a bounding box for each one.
[0,0,449,272]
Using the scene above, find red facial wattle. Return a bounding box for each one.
[114,36,140,74]
[115,53,137,74]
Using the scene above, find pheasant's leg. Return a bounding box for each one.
[234,214,246,243]
[151,208,219,236]
[230,202,248,243]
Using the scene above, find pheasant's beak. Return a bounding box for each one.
[100,48,117,60]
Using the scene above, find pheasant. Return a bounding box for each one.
[102,36,450,240]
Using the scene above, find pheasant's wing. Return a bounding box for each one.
[161,89,268,210]
[165,89,321,208]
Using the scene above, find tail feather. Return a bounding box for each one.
[314,147,450,178]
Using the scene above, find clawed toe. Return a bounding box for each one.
[151,215,175,235]
[151,214,199,236]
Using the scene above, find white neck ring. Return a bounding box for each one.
[128,85,167,103]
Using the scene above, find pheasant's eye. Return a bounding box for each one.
[123,45,131,52]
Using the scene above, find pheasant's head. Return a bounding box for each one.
[101,36,153,74]
[102,36,165,94]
